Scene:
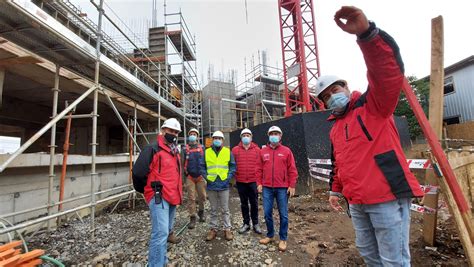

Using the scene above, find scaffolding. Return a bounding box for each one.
[0,0,200,239]
[235,63,286,126]
[164,5,201,143]
[202,80,238,139]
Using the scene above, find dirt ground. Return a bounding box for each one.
[25,184,469,266]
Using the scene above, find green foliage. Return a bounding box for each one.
[394,76,430,139]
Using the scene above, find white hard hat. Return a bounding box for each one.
[188,128,199,135]
[267,126,282,135]
[315,75,347,98]
[161,118,181,132]
[212,131,225,139]
[240,128,252,137]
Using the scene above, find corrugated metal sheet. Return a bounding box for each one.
[443,64,474,122]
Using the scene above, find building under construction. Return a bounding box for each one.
[0,0,288,241]
[0,0,201,239]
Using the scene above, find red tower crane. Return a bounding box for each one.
[278,0,322,116]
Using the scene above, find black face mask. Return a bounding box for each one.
[164,133,177,144]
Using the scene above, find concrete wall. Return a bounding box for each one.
[0,154,132,225]
[202,80,237,141]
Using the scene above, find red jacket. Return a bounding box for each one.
[329,28,423,205]
[256,143,298,188]
[232,142,261,183]
[143,135,183,205]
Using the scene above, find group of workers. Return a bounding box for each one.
[133,120,297,267]
[133,6,424,267]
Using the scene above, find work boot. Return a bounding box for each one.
[259,237,274,245]
[224,229,234,241]
[238,224,250,234]
[278,240,287,252]
[188,216,197,229]
[167,232,180,244]
[253,224,262,234]
[206,229,217,241]
[198,210,205,222]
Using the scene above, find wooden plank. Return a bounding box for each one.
[0,248,16,260]
[0,241,22,253]
[423,15,444,246]
[0,255,20,267]
[18,249,44,263]
[18,258,42,267]
[0,56,42,67]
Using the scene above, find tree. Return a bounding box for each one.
[394,75,430,139]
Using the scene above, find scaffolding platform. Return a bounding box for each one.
[254,74,284,85]
[166,30,196,61]
[169,73,196,94]
[0,0,198,125]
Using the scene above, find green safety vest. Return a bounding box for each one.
[205,147,230,182]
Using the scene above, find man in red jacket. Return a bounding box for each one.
[132,118,183,267]
[232,128,262,234]
[256,126,298,252]
[316,6,424,266]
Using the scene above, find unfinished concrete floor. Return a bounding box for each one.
[26,188,468,266]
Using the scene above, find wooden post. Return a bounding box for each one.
[423,16,444,246]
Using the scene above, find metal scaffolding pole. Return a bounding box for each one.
[47,64,60,231]
[0,190,135,236]
[180,11,187,145]
[104,94,141,153]
[158,62,162,131]
[133,103,138,155]
[90,0,105,238]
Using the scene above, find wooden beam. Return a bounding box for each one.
[423,15,444,246]
[0,56,42,67]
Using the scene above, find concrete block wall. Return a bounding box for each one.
[0,155,131,225]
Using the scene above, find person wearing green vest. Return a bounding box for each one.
[203,130,236,241]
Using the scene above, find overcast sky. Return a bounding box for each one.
[73,0,474,92]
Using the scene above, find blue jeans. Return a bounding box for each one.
[262,187,288,240]
[148,198,176,267]
[349,198,411,267]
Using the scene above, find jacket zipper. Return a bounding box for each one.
[272,148,275,188]
[357,115,373,141]
[345,124,349,140]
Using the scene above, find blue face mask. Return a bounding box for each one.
[213,139,222,147]
[188,135,197,142]
[327,92,350,112]
[242,136,251,145]
[269,135,280,144]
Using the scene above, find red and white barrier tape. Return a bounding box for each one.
[307,158,332,165]
[309,174,330,183]
[410,203,436,214]
[420,185,439,194]
[406,159,432,169]
[309,167,331,176]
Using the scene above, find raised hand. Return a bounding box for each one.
[334,6,369,36]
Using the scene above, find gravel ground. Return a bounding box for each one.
[26,186,469,266]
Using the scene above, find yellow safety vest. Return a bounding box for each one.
[205,147,230,182]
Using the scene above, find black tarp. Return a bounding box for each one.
[230,111,411,194]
